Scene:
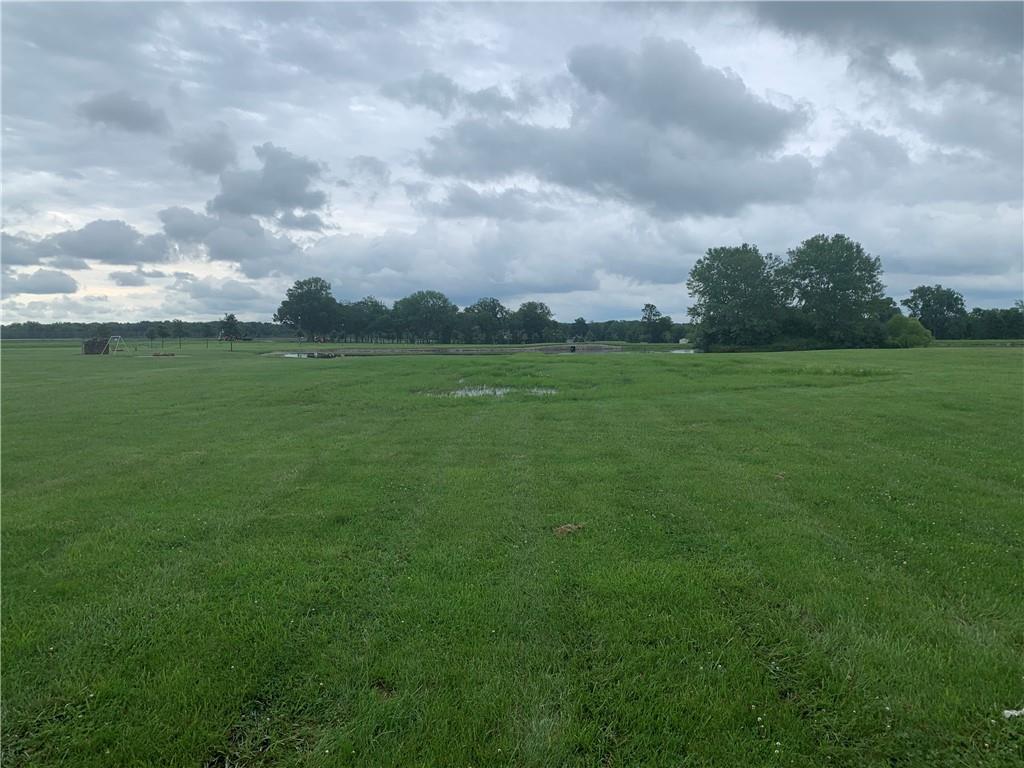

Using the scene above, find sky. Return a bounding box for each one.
[2,1,1022,323]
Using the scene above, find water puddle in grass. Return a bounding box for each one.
[434,387,558,398]
[452,386,513,397]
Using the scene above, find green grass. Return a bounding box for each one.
[2,342,1022,767]
[931,339,1024,348]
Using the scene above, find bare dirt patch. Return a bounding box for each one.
[554,523,585,537]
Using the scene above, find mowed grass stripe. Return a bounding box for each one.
[2,343,1022,766]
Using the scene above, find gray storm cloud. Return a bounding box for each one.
[158,207,220,243]
[567,39,807,148]
[208,143,327,218]
[4,221,173,267]
[421,112,816,218]
[1,2,1020,321]
[751,1,1023,52]
[50,221,173,265]
[417,184,562,222]
[381,71,535,118]
[279,211,326,231]
[2,268,79,296]
[171,127,239,175]
[109,270,148,287]
[417,39,817,218]
[77,91,170,134]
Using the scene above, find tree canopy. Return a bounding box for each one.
[220,313,241,339]
[641,304,674,342]
[902,285,968,339]
[687,244,784,349]
[463,297,511,344]
[681,234,999,350]
[511,301,555,343]
[392,290,459,343]
[274,277,338,341]
[784,234,886,346]
[340,296,392,342]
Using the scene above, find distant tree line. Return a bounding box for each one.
[0,318,293,341]
[272,278,688,344]
[900,285,1023,340]
[685,233,1023,351]
[3,233,1020,349]
[1,300,686,345]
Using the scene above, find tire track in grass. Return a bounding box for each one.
[529,392,822,767]
[187,387,469,767]
[347,390,579,766]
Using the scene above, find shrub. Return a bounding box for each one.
[886,315,933,348]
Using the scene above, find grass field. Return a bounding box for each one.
[2,342,1022,767]
[931,339,1024,348]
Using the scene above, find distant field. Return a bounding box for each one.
[0,338,695,352]
[931,339,1024,347]
[2,342,1022,767]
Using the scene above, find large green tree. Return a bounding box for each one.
[171,319,187,349]
[220,313,241,336]
[511,301,555,343]
[641,303,673,343]
[274,277,338,341]
[392,290,459,342]
[344,296,392,342]
[462,297,510,344]
[686,244,784,349]
[784,234,886,345]
[220,313,241,351]
[901,284,967,339]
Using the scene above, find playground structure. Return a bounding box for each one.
[82,336,128,355]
